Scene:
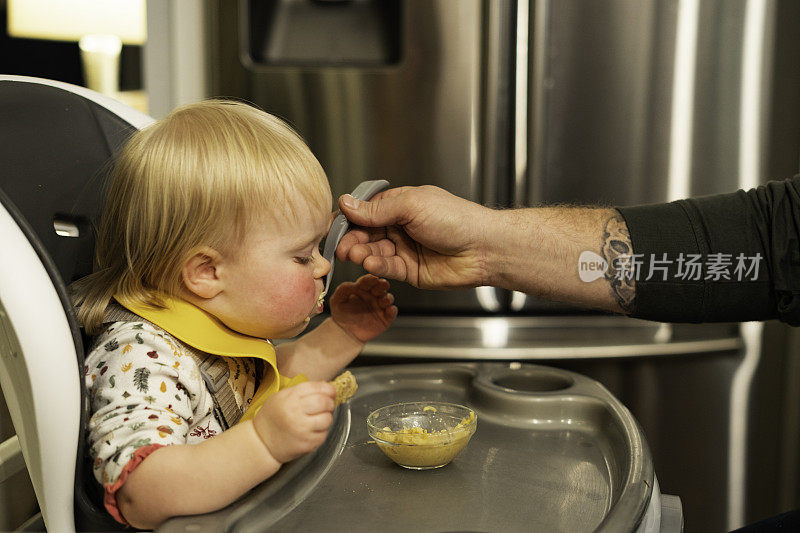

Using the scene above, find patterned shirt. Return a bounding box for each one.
[84,319,260,493]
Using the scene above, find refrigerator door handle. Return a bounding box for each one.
[476,0,515,314]
[511,0,537,312]
[514,0,531,207]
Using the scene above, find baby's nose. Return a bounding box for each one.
[316,256,332,278]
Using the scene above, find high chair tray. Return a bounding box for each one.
[157,362,681,532]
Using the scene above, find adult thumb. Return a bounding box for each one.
[338,193,406,227]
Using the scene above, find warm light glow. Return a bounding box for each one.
[8,0,146,45]
[481,318,509,349]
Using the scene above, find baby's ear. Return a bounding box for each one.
[182,247,223,299]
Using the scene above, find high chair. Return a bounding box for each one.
[0,76,154,532]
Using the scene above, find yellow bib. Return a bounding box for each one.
[115,295,307,422]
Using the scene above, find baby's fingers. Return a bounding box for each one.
[370,278,391,297]
[378,293,395,308]
[384,305,399,322]
[296,381,336,401]
[302,393,336,415]
[353,274,390,297]
[354,274,379,289]
[307,411,334,432]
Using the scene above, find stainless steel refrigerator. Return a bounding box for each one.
[209,1,800,530]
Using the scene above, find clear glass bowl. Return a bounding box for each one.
[366,401,477,469]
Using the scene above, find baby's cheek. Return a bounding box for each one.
[274,277,316,308]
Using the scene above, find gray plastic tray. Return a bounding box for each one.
[159,363,681,533]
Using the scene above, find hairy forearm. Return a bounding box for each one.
[117,420,280,529]
[276,318,363,381]
[483,207,635,314]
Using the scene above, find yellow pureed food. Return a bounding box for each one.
[374,410,476,469]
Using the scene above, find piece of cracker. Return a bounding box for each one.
[331,371,358,405]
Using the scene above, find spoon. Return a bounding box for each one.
[319,179,390,304]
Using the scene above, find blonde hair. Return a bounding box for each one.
[72,99,331,334]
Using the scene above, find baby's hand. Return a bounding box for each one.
[330,274,398,344]
[252,381,336,464]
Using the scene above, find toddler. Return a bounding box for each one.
[71,100,397,529]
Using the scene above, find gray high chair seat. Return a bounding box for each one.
[0,76,154,532]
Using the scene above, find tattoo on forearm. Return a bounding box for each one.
[601,213,636,313]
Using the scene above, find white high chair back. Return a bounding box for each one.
[0,76,153,532]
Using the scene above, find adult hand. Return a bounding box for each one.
[336,185,496,289]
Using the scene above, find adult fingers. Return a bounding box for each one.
[336,227,387,261]
[338,187,415,228]
[362,255,410,283]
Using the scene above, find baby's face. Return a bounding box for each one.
[215,201,332,339]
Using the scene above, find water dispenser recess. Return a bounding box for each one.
[247,0,402,66]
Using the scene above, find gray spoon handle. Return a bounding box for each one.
[322,179,391,296]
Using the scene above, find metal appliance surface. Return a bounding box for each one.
[158,363,682,533]
[213,0,501,312]
[354,315,739,359]
[209,1,800,530]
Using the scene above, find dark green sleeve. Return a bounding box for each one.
[616,175,800,325]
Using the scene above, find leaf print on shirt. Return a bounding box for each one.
[132,323,144,330]
[133,367,150,392]
[160,381,167,393]
[109,375,116,388]
[122,344,132,354]
[130,437,151,449]
[135,333,144,344]
[104,339,119,352]
[130,422,145,431]
[175,382,194,400]
[147,350,159,359]
[189,422,217,439]
[121,362,132,372]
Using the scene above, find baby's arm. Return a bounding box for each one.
[87,323,333,529]
[118,387,334,530]
[276,318,364,381]
[117,419,279,528]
